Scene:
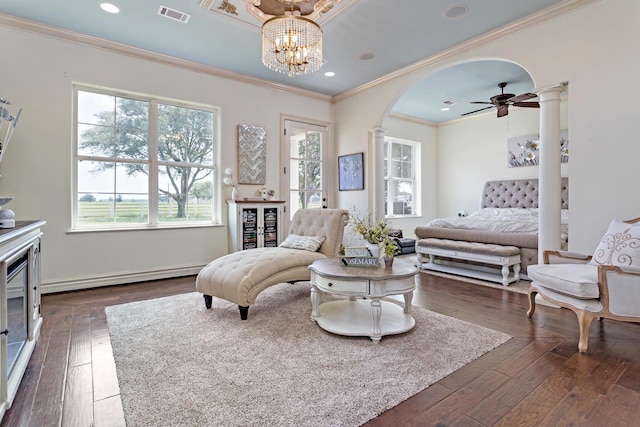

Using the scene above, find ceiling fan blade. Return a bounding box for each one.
[461,106,494,116]
[497,105,509,118]
[470,101,493,105]
[512,101,540,108]
[508,92,537,103]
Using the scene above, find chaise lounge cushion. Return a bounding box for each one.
[196,247,327,307]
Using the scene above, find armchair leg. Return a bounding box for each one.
[527,288,538,318]
[239,305,249,320]
[577,310,596,353]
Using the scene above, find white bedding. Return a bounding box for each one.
[425,208,569,241]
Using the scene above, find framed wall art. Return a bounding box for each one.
[507,129,569,168]
[238,124,267,184]
[338,152,364,191]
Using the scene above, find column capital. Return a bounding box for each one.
[533,82,568,98]
[370,127,387,136]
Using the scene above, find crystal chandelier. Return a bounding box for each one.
[262,9,323,77]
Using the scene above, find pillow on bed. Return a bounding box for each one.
[589,219,640,266]
[279,234,325,252]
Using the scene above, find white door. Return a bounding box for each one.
[282,119,329,232]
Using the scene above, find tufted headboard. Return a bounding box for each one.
[480,178,569,209]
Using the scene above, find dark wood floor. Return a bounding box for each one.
[2,272,640,426]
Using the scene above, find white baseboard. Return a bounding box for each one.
[41,265,205,294]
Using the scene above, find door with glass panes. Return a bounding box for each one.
[282,119,328,233]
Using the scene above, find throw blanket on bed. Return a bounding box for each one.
[425,208,569,241]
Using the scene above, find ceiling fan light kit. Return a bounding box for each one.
[462,82,539,118]
[262,3,323,78]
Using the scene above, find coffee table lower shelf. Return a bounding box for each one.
[313,299,415,341]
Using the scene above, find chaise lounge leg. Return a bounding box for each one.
[239,305,249,320]
[203,295,212,309]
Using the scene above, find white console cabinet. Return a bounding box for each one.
[228,201,285,252]
[0,220,45,421]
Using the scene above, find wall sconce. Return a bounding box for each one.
[223,168,238,201]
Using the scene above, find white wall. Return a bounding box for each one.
[334,0,640,254]
[0,25,331,291]
[436,101,568,217]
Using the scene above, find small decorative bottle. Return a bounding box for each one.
[231,186,238,201]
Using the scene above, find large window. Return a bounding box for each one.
[384,137,419,217]
[73,86,219,229]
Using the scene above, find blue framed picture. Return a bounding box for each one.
[338,152,364,191]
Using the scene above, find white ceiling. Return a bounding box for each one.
[0,0,569,122]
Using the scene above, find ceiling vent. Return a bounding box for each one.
[158,5,191,23]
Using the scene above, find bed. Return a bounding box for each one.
[414,178,569,280]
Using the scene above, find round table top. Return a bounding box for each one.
[309,257,418,281]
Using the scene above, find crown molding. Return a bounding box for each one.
[0,13,331,103]
[332,0,599,103]
[387,112,437,128]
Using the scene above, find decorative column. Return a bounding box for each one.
[535,83,566,262]
[370,127,387,218]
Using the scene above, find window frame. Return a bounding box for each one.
[72,84,221,231]
[383,136,420,218]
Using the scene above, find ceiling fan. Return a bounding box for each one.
[462,82,539,118]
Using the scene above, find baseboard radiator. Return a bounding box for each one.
[41,265,204,294]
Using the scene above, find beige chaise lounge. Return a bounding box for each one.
[196,208,349,319]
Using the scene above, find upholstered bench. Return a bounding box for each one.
[416,238,521,286]
[196,208,349,319]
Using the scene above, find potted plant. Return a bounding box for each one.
[382,236,400,267]
[349,211,388,258]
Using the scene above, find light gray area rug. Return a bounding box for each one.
[106,283,511,427]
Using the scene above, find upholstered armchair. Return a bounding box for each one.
[527,217,640,352]
[196,208,349,320]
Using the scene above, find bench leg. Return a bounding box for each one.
[239,305,249,320]
[203,294,212,309]
[501,265,509,286]
[514,263,521,281]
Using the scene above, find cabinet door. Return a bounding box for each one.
[241,208,259,250]
[262,207,279,248]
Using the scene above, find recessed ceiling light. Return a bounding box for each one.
[358,52,376,61]
[324,71,336,77]
[443,5,468,19]
[441,107,450,111]
[100,3,120,14]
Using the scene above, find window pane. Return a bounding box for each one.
[78,92,115,125]
[391,180,413,215]
[305,131,321,160]
[158,104,214,166]
[289,159,301,190]
[77,160,149,225]
[305,160,321,190]
[78,93,149,160]
[158,165,214,222]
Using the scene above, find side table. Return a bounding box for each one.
[308,258,418,344]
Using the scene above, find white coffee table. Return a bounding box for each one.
[308,258,418,344]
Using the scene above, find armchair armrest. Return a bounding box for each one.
[543,250,592,265]
[597,264,640,318]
